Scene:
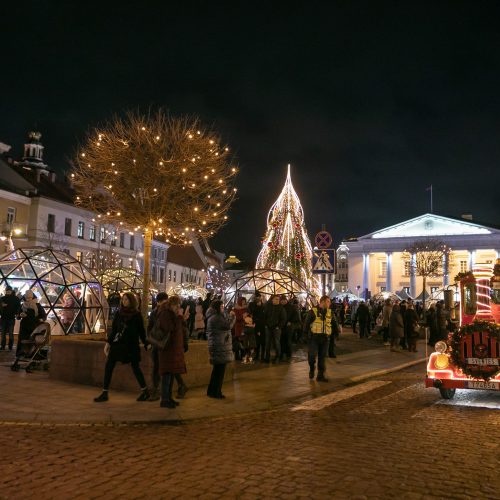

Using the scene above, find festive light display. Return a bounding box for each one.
[256,165,314,288]
[472,263,494,320]
[71,110,238,316]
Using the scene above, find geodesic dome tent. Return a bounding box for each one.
[0,247,107,335]
[97,268,144,296]
[169,283,208,300]
[224,268,315,307]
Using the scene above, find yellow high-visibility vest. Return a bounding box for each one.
[311,307,332,335]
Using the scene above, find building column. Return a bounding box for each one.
[468,250,476,271]
[362,253,370,298]
[443,253,449,287]
[386,252,392,292]
[410,253,417,298]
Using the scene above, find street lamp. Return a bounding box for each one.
[0,227,23,251]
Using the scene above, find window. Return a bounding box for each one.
[100,227,106,243]
[153,248,157,259]
[168,269,172,281]
[64,218,72,236]
[403,287,410,294]
[161,250,165,261]
[63,249,70,255]
[89,225,96,241]
[76,251,82,262]
[130,235,135,250]
[460,260,468,273]
[111,230,116,246]
[119,233,125,248]
[181,272,183,282]
[159,268,165,284]
[47,213,55,233]
[404,261,411,277]
[152,265,157,282]
[173,271,177,282]
[78,221,84,239]
[6,207,15,225]
[380,286,386,292]
[431,286,439,294]
[380,261,387,277]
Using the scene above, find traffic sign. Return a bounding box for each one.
[315,231,332,249]
[312,249,335,274]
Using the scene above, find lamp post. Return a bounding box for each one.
[0,227,23,252]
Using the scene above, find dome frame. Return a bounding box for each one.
[224,268,315,307]
[0,247,107,335]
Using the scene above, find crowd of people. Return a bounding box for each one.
[1,285,452,410]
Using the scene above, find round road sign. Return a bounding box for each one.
[315,231,332,249]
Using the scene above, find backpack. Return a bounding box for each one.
[147,318,171,350]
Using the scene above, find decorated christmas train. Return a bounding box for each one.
[425,260,500,399]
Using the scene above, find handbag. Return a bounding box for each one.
[147,319,171,350]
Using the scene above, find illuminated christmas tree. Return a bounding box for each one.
[256,165,314,286]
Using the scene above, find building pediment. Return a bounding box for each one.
[362,214,496,240]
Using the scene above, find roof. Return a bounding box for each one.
[0,157,37,194]
[167,245,205,270]
[10,163,75,204]
[358,213,500,240]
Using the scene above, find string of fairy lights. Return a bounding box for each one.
[72,113,238,246]
[256,164,314,287]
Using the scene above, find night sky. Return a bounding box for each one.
[2,1,500,262]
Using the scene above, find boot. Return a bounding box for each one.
[94,391,109,402]
[136,388,150,401]
[309,367,315,379]
[316,372,328,382]
[177,384,188,399]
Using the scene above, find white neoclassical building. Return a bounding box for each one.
[338,213,500,299]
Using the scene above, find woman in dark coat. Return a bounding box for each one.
[13,290,46,363]
[206,299,234,399]
[94,292,149,403]
[389,303,404,351]
[157,295,187,408]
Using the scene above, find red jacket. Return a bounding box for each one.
[157,305,187,375]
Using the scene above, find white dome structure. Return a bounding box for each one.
[224,268,315,307]
[0,247,107,335]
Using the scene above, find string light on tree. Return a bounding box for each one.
[256,164,314,288]
[72,109,238,318]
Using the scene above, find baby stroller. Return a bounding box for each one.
[11,321,51,372]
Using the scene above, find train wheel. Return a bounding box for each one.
[439,388,456,399]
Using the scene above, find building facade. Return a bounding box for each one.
[340,213,500,299]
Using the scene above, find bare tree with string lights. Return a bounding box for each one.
[71,109,238,317]
[403,238,452,311]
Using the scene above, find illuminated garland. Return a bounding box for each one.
[255,165,314,288]
[449,320,500,381]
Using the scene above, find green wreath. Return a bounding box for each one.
[449,320,500,381]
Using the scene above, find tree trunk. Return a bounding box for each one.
[141,227,153,321]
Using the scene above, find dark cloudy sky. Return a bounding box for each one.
[1,1,500,261]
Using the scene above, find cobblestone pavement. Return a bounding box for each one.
[1,365,498,500]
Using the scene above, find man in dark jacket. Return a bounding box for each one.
[356,301,371,339]
[0,287,21,350]
[248,292,266,361]
[264,294,287,363]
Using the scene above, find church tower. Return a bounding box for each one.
[21,131,48,170]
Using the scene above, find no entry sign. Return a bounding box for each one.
[315,231,332,249]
